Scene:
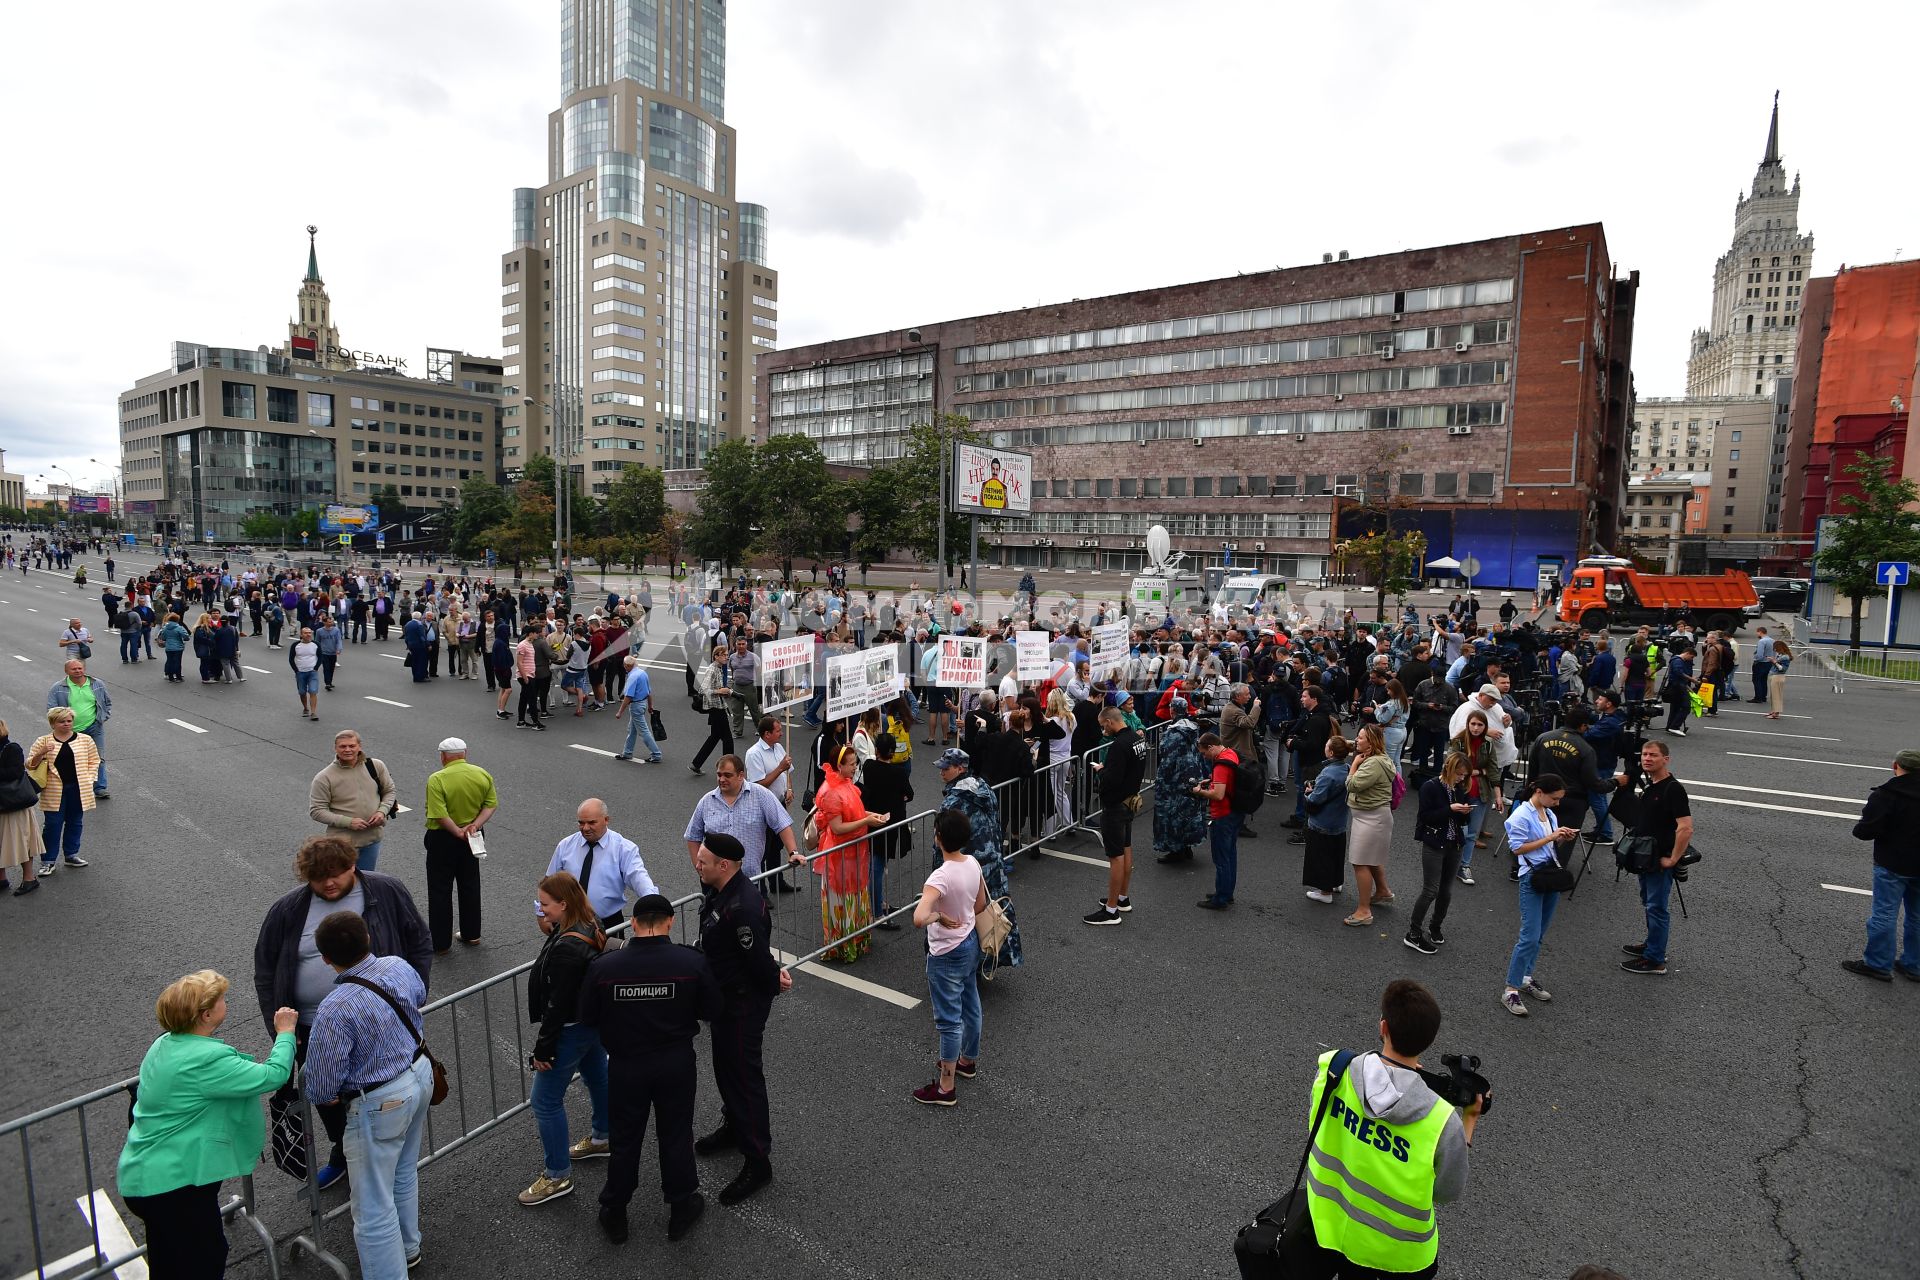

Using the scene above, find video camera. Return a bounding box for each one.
[1419,1053,1493,1115]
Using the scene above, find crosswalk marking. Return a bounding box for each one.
[364,695,411,708]
[1821,883,1871,896]
[167,718,207,734]
[570,743,621,758]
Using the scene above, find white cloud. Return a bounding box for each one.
[1,0,1913,489]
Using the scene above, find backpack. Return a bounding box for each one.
[1228,755,1266,815]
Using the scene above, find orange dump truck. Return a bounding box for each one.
[1556,556,1762,633]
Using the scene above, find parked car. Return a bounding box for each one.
[1749,576,1809,613]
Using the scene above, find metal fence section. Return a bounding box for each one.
[0,1079,281,1280]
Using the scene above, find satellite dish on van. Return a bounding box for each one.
[1147,525,1170,567]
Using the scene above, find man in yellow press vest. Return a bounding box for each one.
[1294,981,1482,1277]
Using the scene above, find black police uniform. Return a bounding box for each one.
[697,869,782,1167]
[578,935,721,1218]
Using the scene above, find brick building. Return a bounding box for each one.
[758,225,1636,589]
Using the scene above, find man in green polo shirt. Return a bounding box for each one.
[423,737,499,955]
[47,658,112,799]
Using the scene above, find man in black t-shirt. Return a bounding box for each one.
[1623,740,1691,975]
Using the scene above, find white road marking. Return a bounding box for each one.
[772,947,920,1009]
[1821,883,1872,896]
[166,718,207,733]
[1037,845,1112,869]
[1689,794,1855,820]
[27,607,37,612]
[1687,779,1861,806]
[364,695,411,708]
[1695,725,1839,741]
[381,653,406,661]
[1714,708,1812,719]
[11,655,30,663]
[75,1184,149,1279]
[1724,751,1888,772]
[570,743,620,758]
[395,803,413,814]
[244,664,271,674]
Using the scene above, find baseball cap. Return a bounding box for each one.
[631,893,675,922]
[438,737,467,753]
[937,747,970,770]
[1478,684,1501,700]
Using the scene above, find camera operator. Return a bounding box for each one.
[1620,740,1692,976]
[1582,692,1631,840]
[1526,703,1624,855]
[1660,643,1698,737]
[1282,979,1481,1279]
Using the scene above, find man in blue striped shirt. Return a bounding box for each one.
[683,755,797,880]
[306,911,435,1279]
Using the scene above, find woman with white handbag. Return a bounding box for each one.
[911,807,989,1107]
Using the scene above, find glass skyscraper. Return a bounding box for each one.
[504,0,776,484]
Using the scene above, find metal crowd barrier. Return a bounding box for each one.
[0,1079,280,1280]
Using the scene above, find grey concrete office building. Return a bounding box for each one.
[501,0,777,491]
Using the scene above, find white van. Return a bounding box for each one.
[1213,574,1290,617]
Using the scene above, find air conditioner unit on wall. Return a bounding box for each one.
[1454,341,1470,353]
[1333,484,1360,496]
[1377,346,1395,360]
[1448,425,1473,436]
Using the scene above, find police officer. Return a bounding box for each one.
[578,893,720,1245]
[691,832,791,1205]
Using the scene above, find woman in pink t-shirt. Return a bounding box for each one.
[911,808,989,1106]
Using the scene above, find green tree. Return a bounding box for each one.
[1337,528,1428,623]
[652,509,686,574]
[521,453,557,502]
[869,415,978,573]
[750,435,843,581]
[1812,453,1920,652]
[450,476,513,557]
[240,511,286,542]
[604,464,666,543]
[483,481,556,576]
[684,438,756,569]
[850,465,910,569]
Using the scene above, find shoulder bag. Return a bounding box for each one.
[1528,848,1578,895]
[364,758,400,819]
[1232,1049,1357,1278]
[975,894,1014,961]
[339,975,450,1106]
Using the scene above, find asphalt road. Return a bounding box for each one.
[0,547,1914,1280]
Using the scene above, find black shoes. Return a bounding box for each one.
[667,1191,706,1241]
[1403,932,1437,955]
[718,1161,772,1206]
[1427,925,1446,946]
[1622,942,1647,957]
[1082,906,1121,926]
[693,1125,736,1155]
[1196,897,1229,911]
[597,1204,629,1244]
[1897,963,1920,983]
[1841,959,1892,982]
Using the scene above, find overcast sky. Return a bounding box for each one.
[3,0,1914,493]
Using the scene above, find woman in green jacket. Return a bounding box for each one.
[117,970,298,1278]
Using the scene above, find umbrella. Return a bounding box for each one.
[1425,555,1462,571]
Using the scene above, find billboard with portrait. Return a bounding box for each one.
[318,503,379,534]
[951,444,1031,515]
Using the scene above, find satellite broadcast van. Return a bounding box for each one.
[1213,574,1290,616]
[1127,524,1203,617]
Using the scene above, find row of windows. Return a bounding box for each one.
[592,322,649,340]
[349,482,450,498]
[592,343,648,361]
[594,299,647,318]
[346,396,486,422]
[751,294,777,309]
[951,279,1515,364]
[1038,471,1496,500]
[1006,511,1334,539]
[594,276,647,295]
[752,314,777,329]
[347,419,484,442]
[350,440,482,460]
[980,401,1507,449]
[956,361,1509,422]
[763,351,932,393]
[349,462,474,480]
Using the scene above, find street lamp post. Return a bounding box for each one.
[522,391,578,576]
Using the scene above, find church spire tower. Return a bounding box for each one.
[286,224,346,368]
[1685,94,1813,398]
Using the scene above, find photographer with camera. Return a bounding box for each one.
[1241,979,1481,1279]
[1582,692,1632,841]
[1619,740,1692,976]
[1526,703,1624,851]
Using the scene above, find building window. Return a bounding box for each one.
[1398,473,1424,497]
[1095,479,1113,497]
[1432,473,1459,497]
[1073,479,1091,497]
[1166,477,1187,497]
[1273,475,1298,496]
[1141,478,1161,497]
[1728,468,1738,479]
[267,386,298,424]
[222,381,256,420]
[1729,450,1740,461]
[1119,479,1138,497]
[1051,479,1070,497]
[1194,477,1213,498]
[308,392,334,428]
[1219,476,1239,498]
[1247,475,1267,496]
[1303,475,1327,496]
[1466,472,1494,497]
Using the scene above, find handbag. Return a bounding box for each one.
[1528,850,1578,895]
[0,772,38,813]
[1614,833,1657,875]
[649,704,668,742]
[1232,1050,1356,1278]
[339,976,450,1106]
[801,808,821,850]
[268,1086,310,1181]
[976,895,1014,960]
[76,641,92,660]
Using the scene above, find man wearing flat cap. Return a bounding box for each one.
[1842,749,1920,983]
[424,737,499,955]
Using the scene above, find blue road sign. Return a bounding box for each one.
[1878,561,1911,588]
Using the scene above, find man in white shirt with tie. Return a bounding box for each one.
[544,797,658,930]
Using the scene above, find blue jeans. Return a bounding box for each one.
[1588,790,1613,841]
[356,839,383,872]
[1639,868,1673,963]
[1208,811,1242,904]
[619,698,662,760]
[163,649,183,679]
[1504,872,1560,989]
[41,790,84,863]
[1460,802,1491,868]
[296,670,320,696]
[120,631,140,662]
[80,723,105,795]
[925,933,982,1063]
[343,1057,432,1279]
[803,686,825,722]
[1864,864,1920,972]
[531,1024,610,1178]
[871,845,889,913]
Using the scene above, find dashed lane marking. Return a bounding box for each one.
[569,743,621,758]
[244,664,271,674]
[11,655,30,663]
[1037,845,1113,869]
[1821,883,1871,896]
[71,1186,148,1280]
[1714,708,1813,719]
[381,653,406,661]
[772,947,920,1010]
[1694,725,1839,741]
[365,695,412,708]
[26,607,37,613]
[166,718,207,733]
[1687,779,1862,806]
[1724,751,1887,772]
[1689,794,1855,820]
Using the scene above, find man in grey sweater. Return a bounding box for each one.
[309,729,398,871]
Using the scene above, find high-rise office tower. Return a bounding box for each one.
[502,0,776,491]
[1686,94,1814,399]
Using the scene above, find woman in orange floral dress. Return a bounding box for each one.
[813,743,890,962]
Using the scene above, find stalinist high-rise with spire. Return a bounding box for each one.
[1685,94,1815,398]
[501,0,777,485]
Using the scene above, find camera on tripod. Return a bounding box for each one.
[1419,1053,1492,1115]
